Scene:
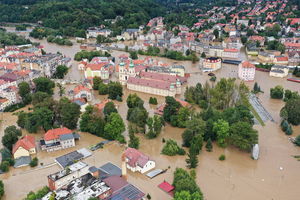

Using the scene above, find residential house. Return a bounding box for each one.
[124,147,155,174]
[48,162,90,190]
[238,61,256,81]
[122,29,140,40]
[12,135,36,159]
[41,127,80,152]
[269,65,289,78]
[274,56,289,65]
[249,36,265,46]
[258,51,275,62]
[86,27,112,38]
[222,48,239,59]
[0,98,10,111]
[284,42,300,52]
[246,43,259,56]
[288,51,300,65]
[73,85,92,101]
[202,57,222,72]
[84,63,112,81]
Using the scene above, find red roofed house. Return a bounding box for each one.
[287,18,300,26]
[84,62,112,81]
[274,56,288,65]
[284,42,300,52]
[155,99,191,115]
[73,84,92,101]
[238,61,256,81]
[222,48,239,59]
[124,147,155,174]
[41,127,80,152]
[13,135,36,159]
[249,36,265,46]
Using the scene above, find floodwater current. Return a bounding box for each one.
[0,28,300,200]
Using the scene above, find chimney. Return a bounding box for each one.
[121,152,127,180]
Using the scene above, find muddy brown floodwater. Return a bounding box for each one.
[1,33,300,200]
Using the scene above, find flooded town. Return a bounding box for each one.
[0,0,300,200]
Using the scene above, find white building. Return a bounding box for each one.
[269,65,289,78]
[73,85,92,101]
[238,61,256,81]
[124,148,155,174]
[48,162,90,190]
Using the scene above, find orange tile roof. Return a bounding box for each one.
[12,135,35,154]
[95,99,111,111]
[241,61,255,68]
[275,56,288,61]
[86,63,108,71]
[73,85,90,95]
[44,127,73,141]
[224,48,238,52]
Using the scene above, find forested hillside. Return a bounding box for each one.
[0,0,165,37]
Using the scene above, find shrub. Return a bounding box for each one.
[219,154,226,161]
[0,161,10,172]
[295,135,300,146]
[161,139,185,156]
[149,97,158,105]
[30,157,38,167]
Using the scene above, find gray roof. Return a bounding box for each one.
[59,133,75,141]
[14,156,31,168]
[89,166,99,173]
[99,162,121,177]
[55,151,84,168]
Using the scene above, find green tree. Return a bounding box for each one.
[163,96,181,123]
[161,139,185,156]
[57,83,65,97]
[0,180,4,199]
[177,107,191,128]
[213,119,230,147]
[200,52,206,58]
[182,118,206,147]
[2,125,22,151]
[52,65,68,79]
[29,157,38,167]
[129,51,138,60]
[294,135,300,146]
[103,102,117,117]
[0,161,10,172]
[186,144,198,169]
[270,85,284,99]
[127,107,148,132]
[104,113,125,142]
[56,98,81,129]
[213,29,219,39]
[93,77,102,90]
[128,124,140,149]
[146,115,164,138]
[108,82,123,100]
[281,98,300,125]
[173,168,202,196]
[229,121,258,151]
[127,93,144,108]
[34,106,54,131]
[31,91,50,105]
[18,81,31,104]
[33,77,55,95]
[149,97,158,105]
[205,138,213,152]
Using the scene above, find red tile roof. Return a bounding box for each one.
[125,147,151,168]
[73,85,90,95]
[158,181,175,193]
[241,61,255,68]
[86,63,108,71]
[95,99,111,111]
[44,127,73,141]
[224,48,238,52]
[275,56,288,61]
[140,71,177,82]
[128,77,172,90]
[249,35,265,41]
[12,135,35,154]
